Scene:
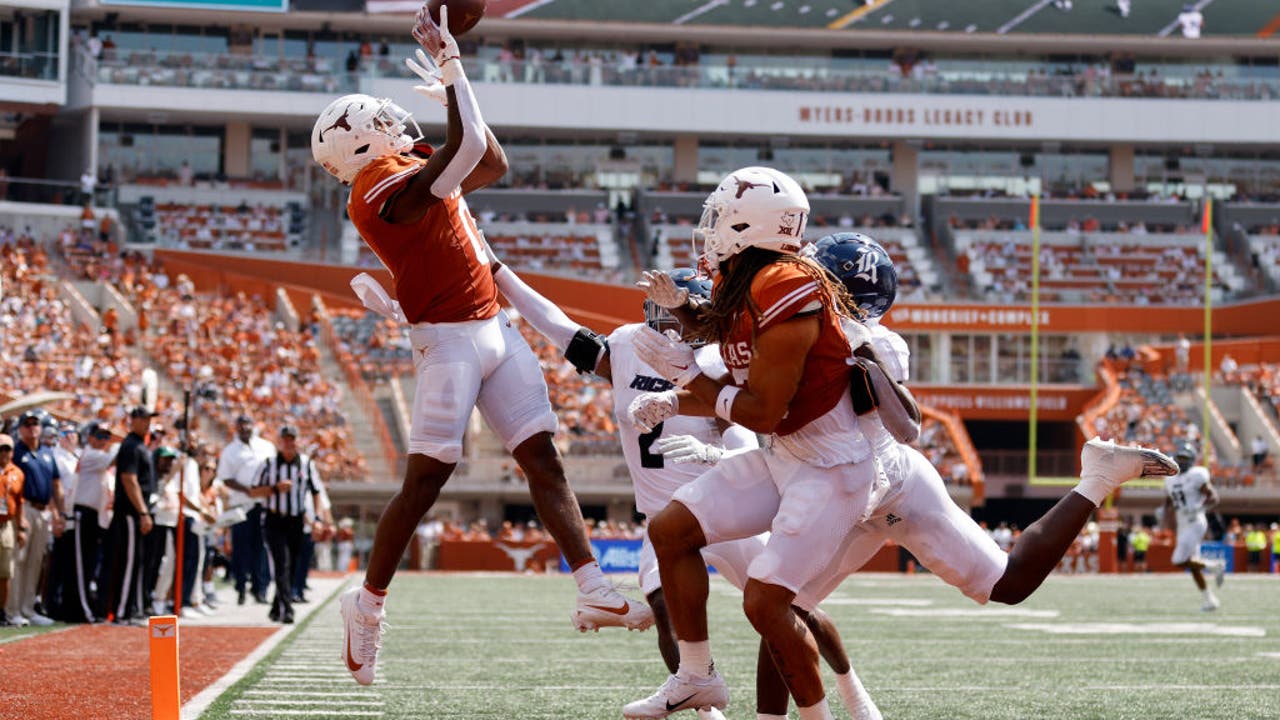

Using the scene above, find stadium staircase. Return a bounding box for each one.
[314,328,397,482]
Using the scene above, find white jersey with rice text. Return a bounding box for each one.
[608,323,734,517]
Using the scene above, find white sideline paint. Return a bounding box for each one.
[870,607,1060,618]
[822,598,934,606]
[229,711,383,717]
[181,578,351,720]
[1006,622,1266,638]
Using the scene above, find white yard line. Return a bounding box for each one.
[997,0,1054,34]
[504,0,559,19]
[673,0,730,25]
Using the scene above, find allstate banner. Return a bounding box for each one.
[561,539,642,574]
[1199,541,1232,572]
[102,0,287,11]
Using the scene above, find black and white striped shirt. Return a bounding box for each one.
[254,451,320,517]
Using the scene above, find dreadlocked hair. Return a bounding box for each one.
[698,247,865,346]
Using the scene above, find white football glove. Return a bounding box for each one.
[405,49,448,108]
[628,390,679,433]
[634,325,701,388]
[412,4,461,79]
[839,317,873,364]
[636,270,688,309]
[653,434,722,465]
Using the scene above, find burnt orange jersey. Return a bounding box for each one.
[718,260,852,436]
[347,153,499,325]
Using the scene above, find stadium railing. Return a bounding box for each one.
[81,49,1280,101]
[0,51,58,81]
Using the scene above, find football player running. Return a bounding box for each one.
[311,4,650,687]
[484,259,881,720]
[624,172,1182,720]
[1162,442,1226,611]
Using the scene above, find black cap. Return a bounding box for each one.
[130,406,159,419]
[235,414,253,425]
[18,409,41,425]
[280,425,299,439]
[88,422,112,439]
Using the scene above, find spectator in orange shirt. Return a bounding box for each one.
[0,433,28,626]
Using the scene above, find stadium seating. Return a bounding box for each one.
[149,202,293,251]
[957,231,1243,304]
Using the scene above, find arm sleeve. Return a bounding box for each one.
[429,73,487,199]
[492,265,579,350]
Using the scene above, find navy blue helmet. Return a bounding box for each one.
[644,268,712,345]
[1173,441,1198,473]
[810,232,898,319]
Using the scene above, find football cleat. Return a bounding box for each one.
[340,587,385,686]
[1081,438,1178,495]
[697,707,727,720]
[27,613,54,627]
[1213,560,1226,588]
[623,670,729,719]
[1201,595,1221,612]
[572,585,654,632]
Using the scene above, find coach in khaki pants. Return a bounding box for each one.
[8,411,64,627]
[0,434,29,624]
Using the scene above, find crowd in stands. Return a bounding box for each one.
[916,417,970,486]
[1091,364,1264,488]
[512,318,618,457]
[50,232,370,481]
[486,233,604,273]
[151,202,291,252]
[963,235,1225,305]
[329,309,413,380]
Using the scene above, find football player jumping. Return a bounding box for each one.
[485,257,881,720]
[1162,442,1226,611]
[623,169,1182,720]
[311,4,651,687]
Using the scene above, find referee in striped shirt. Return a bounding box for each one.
[249,425,329,624]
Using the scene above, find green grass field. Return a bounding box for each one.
[204,572,1280,719]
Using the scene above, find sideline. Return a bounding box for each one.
[181,576,350,719]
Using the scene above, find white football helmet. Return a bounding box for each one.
[311,94,422,184]
[695,166,810,271]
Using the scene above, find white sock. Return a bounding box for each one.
[358,585,386,613]
[797,697,834,720]
[572,561,608,593]
[1202,588,1217,602]
[677,640,714,678]
[1072,477,1111,507]
[836,670,881,720]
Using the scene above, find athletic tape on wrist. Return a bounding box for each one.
[440,57,464,85]
[715,385,740,423]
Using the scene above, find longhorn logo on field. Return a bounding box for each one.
[152,622,176,638]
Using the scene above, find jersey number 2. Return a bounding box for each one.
[638,423,666,469]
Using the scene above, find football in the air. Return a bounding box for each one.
[428,0,487,37]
